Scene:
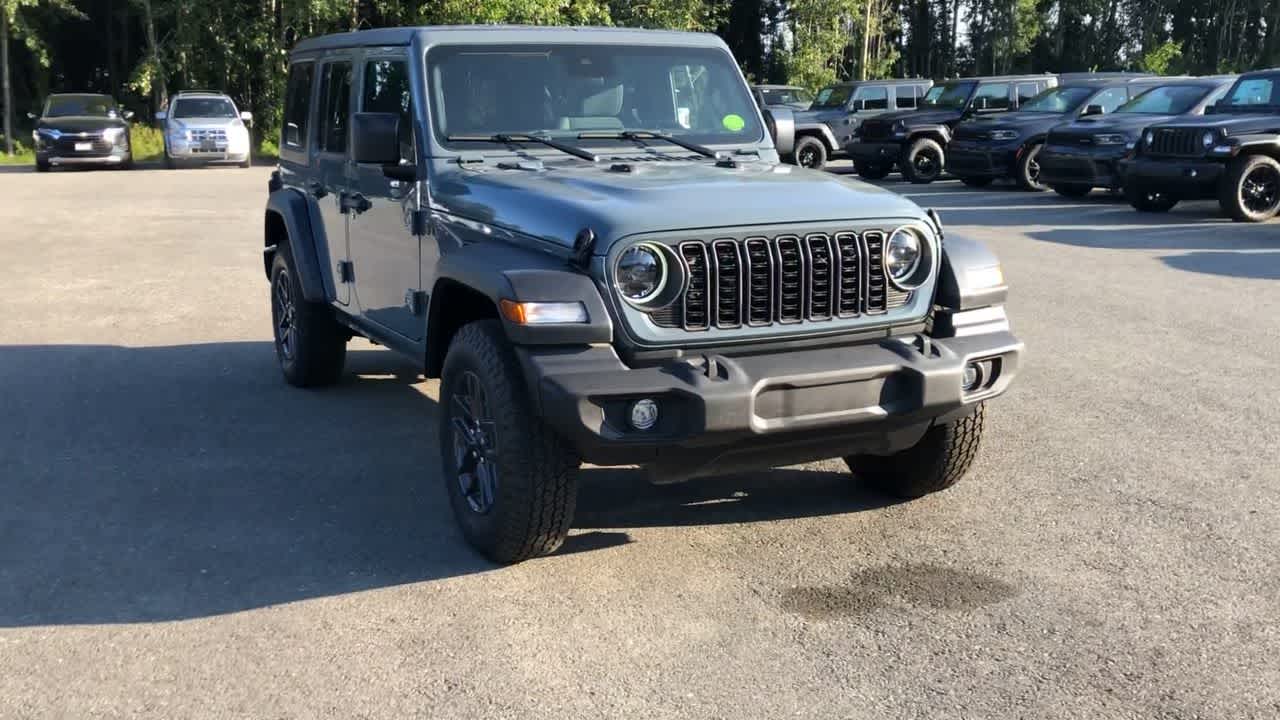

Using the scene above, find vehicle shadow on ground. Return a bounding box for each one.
[0,341,894,626]
[1028,223,1280,278]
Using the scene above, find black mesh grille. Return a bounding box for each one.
[805,234,834,320]
[859,121,893,141]
[712,240,742,327]
[863,231,888,314]
[775,236,805,323]
[1149,128,1203,158]
[680,242,710,330]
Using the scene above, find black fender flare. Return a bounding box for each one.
[1229,136,1280,157]
[264,189,330,303]
[909,125,952,146]
[935,233,1008,311]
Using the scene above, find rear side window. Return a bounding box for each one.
[282,63,314,149]
[362,58,414,163]
[895,85,918,109]
[317,61,353,154]
[856,86,888,110]
[973,83,1010,110]
[1015,83,1040,107]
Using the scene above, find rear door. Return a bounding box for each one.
[347,51,424,341]
[313,56,356,306]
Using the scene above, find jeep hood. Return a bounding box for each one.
[1155,112,1280,135]
[430,159,925,250]
[1051,113,1177,138]
[865,109,963,128]
[961,111,1067,133]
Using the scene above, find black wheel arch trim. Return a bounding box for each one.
[935,233,1008,311]
[265,188,334,303]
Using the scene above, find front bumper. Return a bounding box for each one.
[168,141,250,163]
[521,328,1022,483]
[846,140,905,163]
[946,141,1018,179]
[1120,156,1224,198]
[1038,145,1129,189]
[39,150,131,167]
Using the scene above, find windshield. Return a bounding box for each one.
[1117,84,1212,114]
[428,44,763,148]
[921,82,974,110]
[172,98,237,119]
[761,88,812,107]
[810,85,852,109]
[1019,87,1094,113]
[43,95,118,118]
[1217,74,1280,111]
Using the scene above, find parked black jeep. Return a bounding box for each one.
[1038,77,1234,197]
[264,26,1022,563]
[1123,69,1280,222]
[846,74,1056,183]
[789,78,932,170]
[947,75,1163,191]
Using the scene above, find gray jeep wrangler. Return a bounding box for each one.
[264,26,1022,563]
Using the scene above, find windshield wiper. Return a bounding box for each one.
[446,133,597,162]
[577,130,719,159]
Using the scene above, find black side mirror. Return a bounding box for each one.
[352,112,402,166]
[763,106,795,158]
[1082,104,1104,116]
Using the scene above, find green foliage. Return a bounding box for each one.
[0,134,33,163]
[1140,40,1184,75]
[129,124,164,162]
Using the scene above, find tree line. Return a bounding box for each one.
[3,0,1277,154]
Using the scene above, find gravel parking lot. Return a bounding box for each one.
[1,161,1277,719]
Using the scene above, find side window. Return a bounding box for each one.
[973,83,1010,110]
[855,86,888,110]
[895,85,918,110]
[1092,87,1128,114]
[317,61,353,154]
[282,62,314,149]
[1015,83,1039,107]
[362,58,414,163]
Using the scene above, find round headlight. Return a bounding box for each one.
[615,244,666,303]
[1202,131,1215,148]
[1144,130,1154,146]
[885,227,923,288]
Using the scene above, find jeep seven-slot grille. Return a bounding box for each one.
[651,232,911,331]
[859,120,893,142]
[1149,128,1203,158]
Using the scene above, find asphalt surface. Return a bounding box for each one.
[1,160,1277,719]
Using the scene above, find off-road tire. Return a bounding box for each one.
[269,246,346,387]
[901,137,944,184]
[439,320,579,564]
[35,158,50,172]
[845,403,986,499]
[855,161,891,180]
[1218,154,1280,223]
[793,136,827,170]
[1125,182,1178,213]
[1015,142,1045,191]
[1051,184,1092,198]
[960,176,993,188]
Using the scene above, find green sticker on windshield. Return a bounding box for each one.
[722,114,746,132]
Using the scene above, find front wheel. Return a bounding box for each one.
[1015,142,1045,191]
[269,248,347,387]
[1125,182,1178,213]
[1051,184,1092,198]
[793,136,827,170]
[855,161,891,180]
[901,137,944,184]
[1219,154,1280,222]
[846,403,985,498]
[35,158,50,172]
[440,320,579,563]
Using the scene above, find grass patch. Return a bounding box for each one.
[256,136,279,162]
[0,134,35,165]
[130,125,164,162]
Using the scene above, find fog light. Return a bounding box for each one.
[962,363,983,392]
[629,399,659,431]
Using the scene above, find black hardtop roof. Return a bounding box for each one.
[1239,67,1280,78]
[822,78,931,88]
[291,25,725,55]
[938,74,1056,84]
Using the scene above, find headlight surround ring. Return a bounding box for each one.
[884,226,933,291]
[613,242,684,310]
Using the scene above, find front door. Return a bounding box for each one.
[313,57,355,306]
[347,53,424,341]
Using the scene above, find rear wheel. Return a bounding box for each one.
[269,247,347,387]
[1015,142,1045,191]
[1125,182,1178,213]
[846,403,986,499]
[793,136,827,170]
[855,161,891,180]
[901,137,944,184]
[960,176,993,188]
[1051,184,1092,198]
[439,320,579,563]
[1218,154,1280,223]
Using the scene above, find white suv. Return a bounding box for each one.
[156,92,253,168]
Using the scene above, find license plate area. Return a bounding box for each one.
[74,142,92,152]
[200,140,219,152]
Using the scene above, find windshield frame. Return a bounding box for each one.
[171,96,239,119]
[760,87,812,106]
[42,94,120,119]
[424,41,767,154]
[920,82,975,111]
[810,84,854,110]
[1214,73,1280,113]
[1115,83,1215,115]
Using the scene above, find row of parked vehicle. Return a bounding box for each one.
[758,68,1280,222]
[26,91,254,171]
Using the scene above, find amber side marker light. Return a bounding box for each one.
[499,299,590,325]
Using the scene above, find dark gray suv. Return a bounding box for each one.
[791,79,932,170]
[264,26,1022,563]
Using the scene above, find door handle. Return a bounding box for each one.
[305,179,327,199]
[340,192,372,215]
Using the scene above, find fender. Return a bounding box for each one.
[909,125,952,145]
[265,189,331,303]
[794,122,841,151]
[935,233,1008,311]
[1230,135,1280,154]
